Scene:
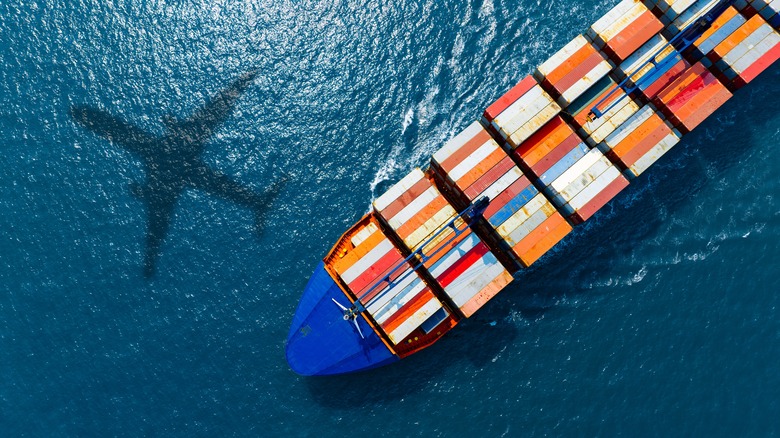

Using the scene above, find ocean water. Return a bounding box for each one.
[1,0,779,435]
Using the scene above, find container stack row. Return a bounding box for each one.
[510,116,630,224]
[481,76,562,150]
[650,61,733,133]
[533,35,614,108]
[328,215,445,345]
[431,121,572,269]
[643,0,724,37]
[613,34,686,100]
[374,168,513,318]
[587,0,665,63]
[595,105,682,178]
[703,13,780,88]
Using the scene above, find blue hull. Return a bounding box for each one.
[285,262,399,376]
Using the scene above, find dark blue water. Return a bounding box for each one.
[2,0,778,435]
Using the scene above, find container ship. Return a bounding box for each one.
[285,0,780,376]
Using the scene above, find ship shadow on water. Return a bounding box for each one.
[70,71,287,278]
[305,64,779,408]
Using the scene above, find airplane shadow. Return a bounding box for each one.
[70,71,287,278]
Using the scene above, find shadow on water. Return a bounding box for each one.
[304,65,779,408]
[70,71,287,278]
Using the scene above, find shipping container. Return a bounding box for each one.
[566,75,642,146]
[482,76,562,149]
[374,166,515,318]
[533,35,614,107]
[595,104,682,177]
[512,116,628,224]
[652,62,732,133]
[707,15,780,88]
[422,229,513,317]
[588,0,665,62]
[614,34,680,85]
[374,168,459,252]
[686,6,746,61]
[663,0,722,38]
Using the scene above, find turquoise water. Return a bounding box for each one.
[1,0,779,435]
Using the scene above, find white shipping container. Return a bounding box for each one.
[495,91,554,139]
[494,194,556,238]
[719,24,775,67]
[628,132,681,176]
[507,102,562,147]
[667,0,721,35]
[728,31,780,76]
[584,98,642,146]
[602,105,655,149]
[405,206,459,251]
[374,168,425,212]
[350,221,379,247]
[551,157,613,205]
[491,85,546,133]
[387,298,443,344]
[696,12,747,55]
[628,45,677,83]
[559,61,613,106]
[478,167,524,201]
[600,2,650,42]
[367,272,425,318]
[449,258,508,308]
[448,139,500,182]
[536,35,590,78]
[548,148,604,193]
[617,34,668,79]
[565,165,622,212]
[502,208,552,246]
[432,121,484,165]
[339,239,396,285]
[589,0,640,39]
[387,186,440,230]
[429,232,482,277]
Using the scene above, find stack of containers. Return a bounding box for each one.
[329,216,445,345]
[374,168,513,318]
[513,116,629,224]
[706,14,780,88]
[533,35,614,109]
[651,62,733,133]
[481,76,562,150]
[595,105,682,178]
[647,0,723,38]
[431,121,572,268]
[587,0,665,63]
[613,34,689,101]
[735,0,780,29]
[565,75,642,147]
[684,6,747,61]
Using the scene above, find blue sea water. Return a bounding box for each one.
[1,0,779,435]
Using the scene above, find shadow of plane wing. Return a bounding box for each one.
[180,70,260,145]
[70,106,156,161]
[192,165,288,236]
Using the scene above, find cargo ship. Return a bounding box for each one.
[285,0,780,376]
